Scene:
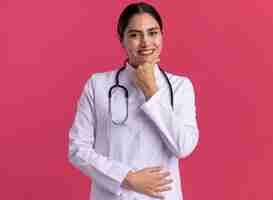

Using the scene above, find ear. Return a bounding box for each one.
[120,36,129,49]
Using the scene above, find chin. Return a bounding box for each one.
[128,56,154,66]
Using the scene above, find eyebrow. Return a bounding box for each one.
[127,27,160,34]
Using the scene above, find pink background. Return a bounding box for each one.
[1,0,272,199]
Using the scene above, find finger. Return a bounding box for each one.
[157,171,171,179]
[149,191,165,199]
[143,58,159,68]
[152,57,160,65]
[154,186,172,193]
[133,70,142,79]
[146,166,164,172]
[156,178,174,187]
[138,56,160,69]
[136,64,144,70]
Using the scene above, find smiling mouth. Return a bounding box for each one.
[138,49,155,56]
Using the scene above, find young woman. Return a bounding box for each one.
[68,2,199,200]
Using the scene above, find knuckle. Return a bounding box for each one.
[164,171,170,176]
[166,179,173,184]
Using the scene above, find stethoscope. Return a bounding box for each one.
[108,61,174,125]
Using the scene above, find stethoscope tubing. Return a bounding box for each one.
[108,63,174,125]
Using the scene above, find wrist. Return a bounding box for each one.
[144,88,157,99]
[121,170,134,190]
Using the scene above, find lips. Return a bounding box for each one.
[138,49,155,56]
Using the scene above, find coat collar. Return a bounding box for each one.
[117,62,165,102]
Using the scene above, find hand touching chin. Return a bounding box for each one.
[137,54,160,66]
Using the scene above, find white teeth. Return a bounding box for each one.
[139,50,154,55]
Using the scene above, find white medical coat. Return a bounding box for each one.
[68,63,199,200]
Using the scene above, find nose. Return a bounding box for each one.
[140,34,149,47]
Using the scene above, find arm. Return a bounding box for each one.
[140,77,199,159]
[68,74,133,196]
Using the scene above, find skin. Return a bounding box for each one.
[120,13,173,199]
[122,167,173,199]
[122,13,162,98]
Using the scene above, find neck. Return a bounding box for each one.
[126,60,157,69]
[127,60,138,69]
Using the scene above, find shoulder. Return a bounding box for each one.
[164,70,195,91]
[84,67,120,88]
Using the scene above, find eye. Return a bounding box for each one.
[128,33,141,38]
[149,31,159,36]
[129,33,137,38]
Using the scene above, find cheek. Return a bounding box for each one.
[155,37,163,48]
[154,39,163,53]
[126,41,139,54]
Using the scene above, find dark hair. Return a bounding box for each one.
[117,2,163,42]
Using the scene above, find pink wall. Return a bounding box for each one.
[1,0,272,199]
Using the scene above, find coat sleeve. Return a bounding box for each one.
[68,74,132,196]
[140,77,199,159]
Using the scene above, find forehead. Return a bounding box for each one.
[126,13,160,31]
